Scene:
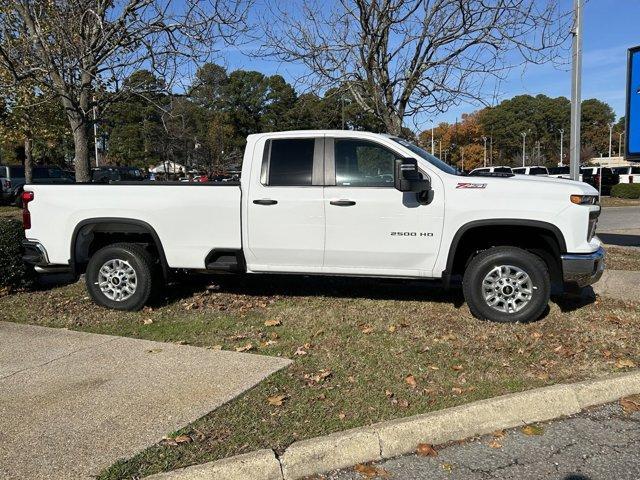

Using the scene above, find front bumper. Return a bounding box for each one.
[561,246,605,288]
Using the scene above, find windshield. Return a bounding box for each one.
[391,138,460,175]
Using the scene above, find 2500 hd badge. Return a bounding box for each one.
[390,231,434,237]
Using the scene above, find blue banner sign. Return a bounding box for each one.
[627,46,640,161]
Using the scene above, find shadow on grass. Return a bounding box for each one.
[152,273,467,309]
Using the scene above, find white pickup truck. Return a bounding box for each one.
[22,130,605,323]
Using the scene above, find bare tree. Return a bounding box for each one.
[0,0,251,181]
[261,0,571,135]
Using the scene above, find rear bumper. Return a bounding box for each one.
[23,240,49,266]
[23,240,72,273]
[561,246,605,288]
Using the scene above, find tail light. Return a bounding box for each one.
[22,191,34,230]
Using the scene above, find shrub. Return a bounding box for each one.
[611,183,640,199]
[0,219,34,290]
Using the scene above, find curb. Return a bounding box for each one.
[147,370,640,480]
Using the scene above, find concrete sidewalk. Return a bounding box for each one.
[0,321,291,480]
[593,269,640,301]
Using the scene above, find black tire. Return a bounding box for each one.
[462,246,550,323]
[86,243,156,311]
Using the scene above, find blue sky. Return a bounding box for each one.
[214,0,638,130]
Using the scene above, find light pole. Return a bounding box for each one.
[569,0,583,181]
[431,126,435,155]
[439,140,442,159]
[558,129,564,166]
[521,131,527,167]
[482,136,488,167]
[461,147,465,171]
[619,131,625,157]
[608,123,614,157]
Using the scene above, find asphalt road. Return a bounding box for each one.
[327,403,640,480]
[598,206,640,248]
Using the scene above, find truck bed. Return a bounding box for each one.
[25,183,242,269]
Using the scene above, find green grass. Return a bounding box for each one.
[0,275,638,479]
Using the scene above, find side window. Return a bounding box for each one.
[334,139,397,187]
[266,138,315,186]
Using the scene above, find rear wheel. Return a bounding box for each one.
[86,243,156,311]
[463,246,550,323]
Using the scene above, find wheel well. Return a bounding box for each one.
[447,224,564,285]
[72,220,167,277]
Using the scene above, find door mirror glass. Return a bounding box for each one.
[394,158,431,193]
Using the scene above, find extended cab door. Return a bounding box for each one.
[323,137,443,277]
[244,135,326,272]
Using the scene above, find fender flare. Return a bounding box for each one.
[442,218,567,285]
[70,217,169,278]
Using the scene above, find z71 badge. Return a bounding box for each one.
[456,182,487,189]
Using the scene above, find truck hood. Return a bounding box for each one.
[464,174,598,195]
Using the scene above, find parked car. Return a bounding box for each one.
[92,166,146,183]
[548,166,571,179]
[22,130,604,324]
[612,166,640,184]
[1,165,73,206]
[581,167,620,195]
[512,166,549,176]
[468,166,513,175]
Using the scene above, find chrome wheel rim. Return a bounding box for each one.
[482,265,533,314]
[96,259,137,302]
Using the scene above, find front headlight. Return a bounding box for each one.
[570,194,599,205]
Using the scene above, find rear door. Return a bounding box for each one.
[322,137,442,276]
[245,136,326,272]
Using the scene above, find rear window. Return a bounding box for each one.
[529,167,548,175]
[266,139,315,186]
[494,167,512,173]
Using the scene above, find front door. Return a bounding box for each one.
[245,136,325,272]
[323,138,440,277]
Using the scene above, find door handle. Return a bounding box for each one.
[253,199,278,205]
[330,199,356,206]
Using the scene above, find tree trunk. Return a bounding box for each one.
[385,112,404,136]
[69,114,91,182]
[24,136,33,183]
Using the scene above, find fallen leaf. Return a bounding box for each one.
[602,350,612,359]
[398,399,410,408]
[387,324,397,333]
[267,394,289,406]
[294,346,307,356]
[174,434,192,444]
[361,325,374,334]
[405,374,418,389]
[451,387,464,395]
[620,394,640,413]
[441,463,454,472]
[143,318,153,325]
[488,439,502,449]
[416,443,438,457]
[385,389,394,398]
[492,429,506,438]
[262,340,277,347]
[354,463,389,478]
[428,365,439,371]
[338,412,346,420]
[521,424,544,436]
[235,343,254,353]
[451,365,463,371]
[615,358,636,369]
[264,319,282,327]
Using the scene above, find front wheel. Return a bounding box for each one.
[463,246,550,323]
[86,243,156,311]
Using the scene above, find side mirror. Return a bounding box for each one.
[394,158,431,193]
